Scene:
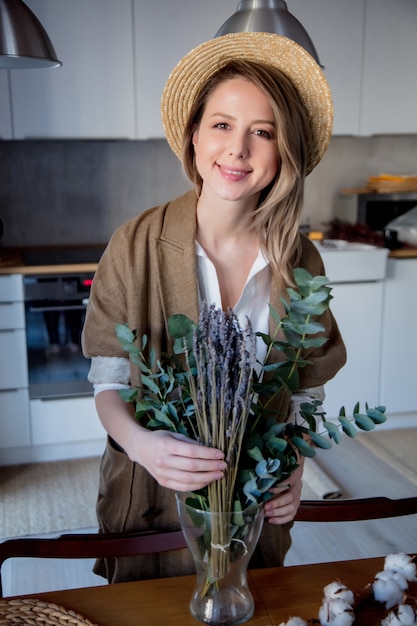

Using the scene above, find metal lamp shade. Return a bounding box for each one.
[215,0,322,67]
[0,0,61,69]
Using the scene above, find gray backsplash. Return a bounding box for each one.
[1,135,417,247]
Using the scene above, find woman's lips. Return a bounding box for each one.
[218,164,250,181]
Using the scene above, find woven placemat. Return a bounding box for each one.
[0,598,98,626]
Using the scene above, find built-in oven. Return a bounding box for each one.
[24,272,94,400]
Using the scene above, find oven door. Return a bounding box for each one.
[24,277,93,400]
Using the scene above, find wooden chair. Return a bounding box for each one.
[1,497,416,597]
[0,528,187,598]
[295,496,417,522]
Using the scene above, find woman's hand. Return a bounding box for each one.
[96,389,227,492]
[133,429,227,492]
[263,464,304,525]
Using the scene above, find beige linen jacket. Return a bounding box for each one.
[82,190,346,583]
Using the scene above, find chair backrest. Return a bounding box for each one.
[0,529,187,598]
[295,496,417,522]
[2,497,416,597]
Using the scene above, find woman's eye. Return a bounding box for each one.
[215,122,229,130]
[254,129,273,139]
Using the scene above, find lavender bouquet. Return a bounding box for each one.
[116,268,387,584]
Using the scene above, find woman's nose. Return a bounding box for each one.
[229,133,249,159]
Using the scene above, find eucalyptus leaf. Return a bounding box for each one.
[151,407,178,429]
[265,437,288,454]
[232,501,245,527]
[267,304,282,327]
[168,313,195,338]
[354,412,376,431]
[322,420,341,443]
[338,415,357,438]
[243,475,261,502]
[366,406,387,424]
[299,336,328,349]
[257,476,277,493]
[115,323,136,344]
[140,374,161,395]
[246,446,264,463]
[118,388,137,402]
[309,430,333,449]
[290,435,316,457]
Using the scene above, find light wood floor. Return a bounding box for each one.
[2,428,417,597]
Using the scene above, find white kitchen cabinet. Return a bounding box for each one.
[0,276,28,390]
[31,397,105,446]
[316,244,388,418]
[3,0,417,139]
[0,72,13,139]
[380,259,417,414]
[0,273,24,302]
[0,328,28,390]
[133,0,237,138]
[10,0,135,139]
[0,389,31,449]
[322,281,385,419]
[134,0,364,138]
[292,0,417,136]
[290,0,364,136]
[361,0,417,135]
[0,275,31,448]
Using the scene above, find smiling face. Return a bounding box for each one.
[191,77,280,207]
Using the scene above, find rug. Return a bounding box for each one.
[0,454,341,540]
[356,427,417,486]
[0,457,101,540]
[301,458,343,500]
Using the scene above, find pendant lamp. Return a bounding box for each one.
[0,0,61,69]
[215,0,322,67]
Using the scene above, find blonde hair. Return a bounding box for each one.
[181,60,313,286]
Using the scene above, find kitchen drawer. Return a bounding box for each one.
[0,302,25,330]
[0,275,24,302]
[0,388,31,448]
[31,396,106,445]
[0,329,29,389]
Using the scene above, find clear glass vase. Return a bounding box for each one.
[176,493,264,626]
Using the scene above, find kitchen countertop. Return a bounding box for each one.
[0,246,104,275]
[1,245,417,276]
[387,247,417,257]
[0,262,99,275]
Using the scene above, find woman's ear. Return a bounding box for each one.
[191,123,198,147]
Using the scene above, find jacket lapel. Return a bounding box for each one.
[156,190,200,324]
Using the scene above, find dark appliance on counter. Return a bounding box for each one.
[335,190,417,233]
[24,272,94,399]
[22,245,106,266]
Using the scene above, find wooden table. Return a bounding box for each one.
[4,556,406,625]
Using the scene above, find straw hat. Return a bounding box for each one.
[161,32,333,175]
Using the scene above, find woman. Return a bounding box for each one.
[82,32,346,583]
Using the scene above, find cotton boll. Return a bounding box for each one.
[384,553,417,583]
[381,604,417,626]
[373,570,405,609]
[278,618,308,626]
[318,600,354,626]
[377,568,408,591]
[319,580,355,626]
[323,581,355,605]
